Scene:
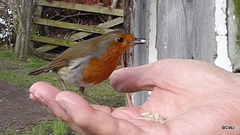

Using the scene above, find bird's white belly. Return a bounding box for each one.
[57,55,93,87]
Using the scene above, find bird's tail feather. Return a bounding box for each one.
[28,67,51,76]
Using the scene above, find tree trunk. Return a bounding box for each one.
[12,0,33,59]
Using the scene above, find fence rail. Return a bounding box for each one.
[30,0,123,59]
[38,0,123,16]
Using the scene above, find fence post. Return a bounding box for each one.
[131,0,149,106]
[228,0,240,72]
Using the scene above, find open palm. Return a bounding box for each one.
[29,59,240,135]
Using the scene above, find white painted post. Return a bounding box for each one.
[214,0,233,72]
[148,0,158,64]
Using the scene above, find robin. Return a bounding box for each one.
[28,30,146,103]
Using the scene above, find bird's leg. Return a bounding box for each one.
[79,87,100,105]
[60,78,68,91]
[126,93,133,107]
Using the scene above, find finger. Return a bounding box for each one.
[56,91,144,135]
[29,82,72,122]
[29,82,60,104]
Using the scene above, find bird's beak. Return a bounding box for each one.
[132,38,146,45]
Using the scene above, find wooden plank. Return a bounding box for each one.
[33,17,113,34]
[228,0,240,72]
[34,17,123,53]
[156,0,215,62]
[36,51,59,60]
[31,0,124,55]
[31,6,43,34]
[36,44,58,52]
[31,35,77,47]
[132,0,216,105]
[30,5,43,50]
[41,53,59,60]
[38,0,123,17]
[69,17,123,41]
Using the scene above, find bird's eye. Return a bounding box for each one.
[117,37,124,43]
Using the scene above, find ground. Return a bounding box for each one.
[0,80,53,134]
[0,49,125,134]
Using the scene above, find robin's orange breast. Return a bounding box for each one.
[82,43,126,84]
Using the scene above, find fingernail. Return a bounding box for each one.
[55,93,83,113]
[55,96,72,114]
[56,96,79,113]
[30,91,48,107]
[29,87,36,94]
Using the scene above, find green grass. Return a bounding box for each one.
[0,47,125,134]
[4,128,17,135]
[25,120,52,135]
[52,119,72,135]
[0,49,125,106]
[24,119,79,135]
[3,119,79,135]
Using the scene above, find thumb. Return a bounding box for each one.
[110,59,236,95]
[109,64,156,93]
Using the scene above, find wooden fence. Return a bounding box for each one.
[30,0,124,59]
[132,0,216,106]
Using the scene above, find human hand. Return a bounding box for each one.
[29,59,240,135]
